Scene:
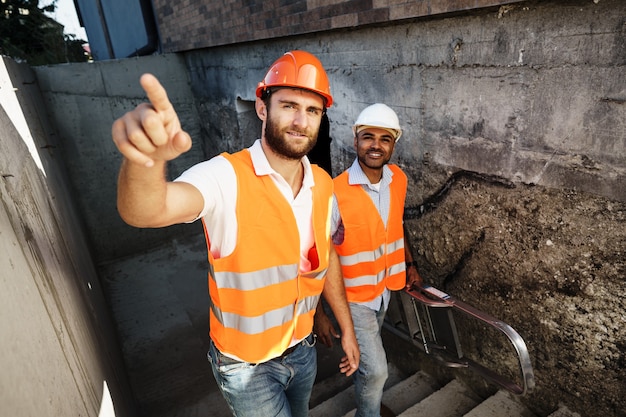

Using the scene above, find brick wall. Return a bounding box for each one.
[152,0,524,53]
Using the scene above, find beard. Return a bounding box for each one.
[265,114,318,160]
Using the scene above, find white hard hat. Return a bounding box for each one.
[353,103,402,141]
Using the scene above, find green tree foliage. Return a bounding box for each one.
[0,0,89,65]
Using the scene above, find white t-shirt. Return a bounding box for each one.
[174,139,316,272]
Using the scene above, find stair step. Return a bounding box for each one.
[398,379,482,417]
[383,371,442,416]
[463,390,537,417]
[310,362,407,417]
[310,368,354,409]
[343,371,440,417]
[341,370,441,417]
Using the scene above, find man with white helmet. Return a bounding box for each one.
[314,103,421,417]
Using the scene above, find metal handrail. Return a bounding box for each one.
[398,283,536,396]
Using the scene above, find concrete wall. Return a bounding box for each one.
[0,58,135,416]
[34,54,205,263]
[184,0,625,204]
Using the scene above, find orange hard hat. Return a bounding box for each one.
[256,50,333,107]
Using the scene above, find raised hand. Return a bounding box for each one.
[112,73,192,167]
[113,74,203,228]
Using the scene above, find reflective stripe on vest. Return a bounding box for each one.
[203,149,333,363]
[334,165,407,303]
[210,293,320,334]
[338,237,404,266]
[213,264,327,293]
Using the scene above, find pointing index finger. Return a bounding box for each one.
[139,73,173,114]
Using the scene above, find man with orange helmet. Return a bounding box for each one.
[112,50,359,417]
[314,103,422,417]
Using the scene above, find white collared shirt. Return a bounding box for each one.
[174,139,315,272]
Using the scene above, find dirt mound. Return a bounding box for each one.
[405,171,625,416]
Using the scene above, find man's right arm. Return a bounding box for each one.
[112,74,203,228]
[116,159,203,228]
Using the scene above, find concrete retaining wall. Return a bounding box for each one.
[184,0,625,204]
[34,54,204,263]
[0,58,134,416]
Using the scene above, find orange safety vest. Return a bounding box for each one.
[202,149,333,363]
[333,164,407,303]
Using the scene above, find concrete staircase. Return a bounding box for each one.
[309,362,580,417]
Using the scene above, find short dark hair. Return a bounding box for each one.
[260,87,273,106]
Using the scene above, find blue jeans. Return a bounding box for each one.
[350,303,388,417]
[208,334,317,417]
